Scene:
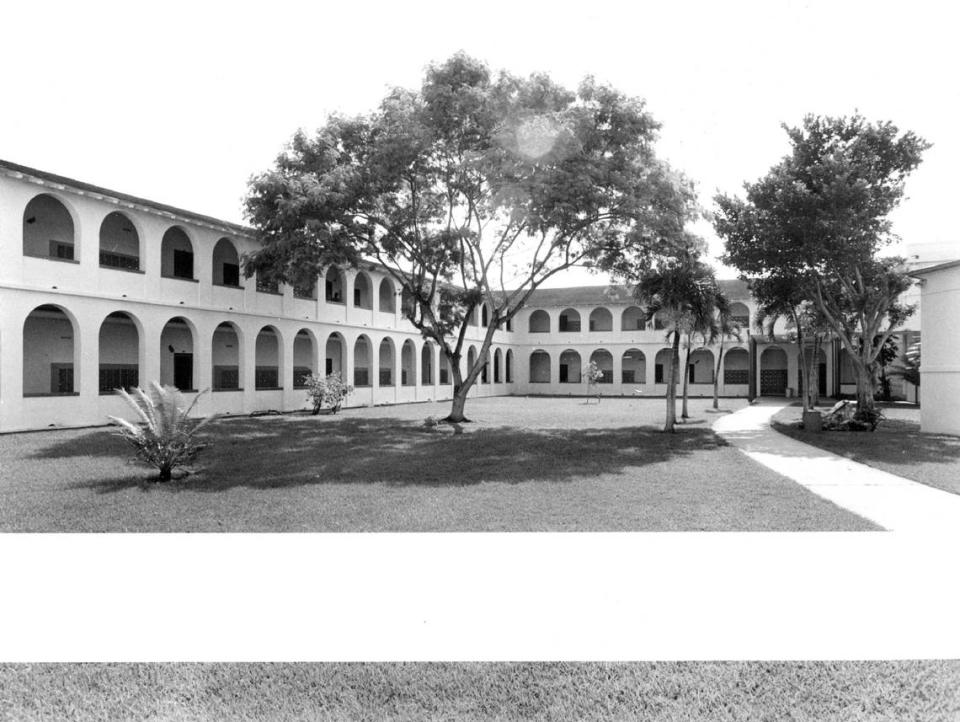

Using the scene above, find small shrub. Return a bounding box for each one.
[585,361,605,403]
[304,372,354,415]
[108,383,214,481]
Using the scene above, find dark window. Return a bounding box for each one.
[622,370,635,383]
[354,288,362,306]
[379,369,393,386]
[222,263,240,287]
[173,353,193,390]
[100,251,139,270]
[213,366,240,390]
[559,364,569,383]
[439,367,450,385]
[51,364,74,393]
[655,364,664,383]
[724,369,749,385]
[293,366,312,389]
[173,249,193,279]
[559,315,580,332]
[99,365,139,393]
[325,358,334,375]
[354,368,370,387]
[50,241,75,261]
[600,370,613,384]
[326,282,343,303]
[506,319,513,332]
[255,367,279,389]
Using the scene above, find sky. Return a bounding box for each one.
[2,0,957,285]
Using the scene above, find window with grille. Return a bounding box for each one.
[100,251,139,270]
[50,364,74,394]
[724,369,749,385]
[255,367,279,389]
[172,249,193,279]
[293,366,311,389]
[257,277,280,294]
[213,366,240,390]
[99,365,138,393]
[222,263,240,287]
[354,369,370,387]
[379,369,393,386]
[49,240,75,261]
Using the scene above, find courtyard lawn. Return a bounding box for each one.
[0,397,878,532]
[771,404,960,496]
[1,661,957,721]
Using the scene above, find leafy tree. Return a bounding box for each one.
[633,251,723,432]
[678,287,726,419]
[108,383,213,482]
[715,114,927,419]
[304,372,354,414]
[585,360,605,403]
[243,53,697,422]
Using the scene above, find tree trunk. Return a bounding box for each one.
[854,364,876,414]
[158,465,172,482]
[447,385,470,423]
[664,330,681,433]
[794,317,810,411]
[681,337,690,420]
[713,342,724,410]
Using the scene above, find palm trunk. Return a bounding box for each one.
[664,329,681,432]
[680,338,691,419]
[713,341,724,410]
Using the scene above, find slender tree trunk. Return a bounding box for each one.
[664,330,681,433]
[445,360,469,423]
[853,355,877,414]
[713,341,724,410]
[794,318,810,412]
[681,336,691,420]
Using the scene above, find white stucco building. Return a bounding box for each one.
[911,260,960,436]
[0,159,880,432]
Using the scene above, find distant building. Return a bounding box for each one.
[910,260,960,436]
[0,159,920,432]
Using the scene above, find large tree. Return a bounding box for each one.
[715,114,928,418]
[244,53,697,422]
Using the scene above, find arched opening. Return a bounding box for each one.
[23,305,78,395]
[161,226,194,280]
[255,327,281,389]
[528,310,550,333]
[621,348,646,384]
[687,348,715,384]
[378,278,396,313]
[505,350,514,383]
[760,346,789,395]
[529,350,551,383]
[23,194,75,261]
[558,308,581,332]
[354,336,371,387]
[325,268,345,303]
[654,348,676,385]
[439,351,452,385]
[99,212,140,271]
[353,272,373,309]
[212,238,241,287]
[98,311,140,393]
[588,307,613,332]
[212,322,242,390]
[160,317,196,390]
[421,342,434,385]
[378,338,395,386]
[325,333,345,377]
[401,339,416,386]
[559,349,582,384]
[293,329,317,389]
[467,346,478,380]
[729,302,750,329]
[621,306,646,331]
[494,348,503,383]
[589,349,613,383]
[723,347,750,386]
[798,347,828,398]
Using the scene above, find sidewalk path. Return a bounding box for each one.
[712,402,960,533]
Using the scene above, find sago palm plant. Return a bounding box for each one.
[108,383,213,481]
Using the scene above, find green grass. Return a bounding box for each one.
[1,661,956,721]
[0,397,878,532]
[771,404,960,496]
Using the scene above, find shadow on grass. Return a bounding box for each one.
[771,417,960,469]
[41,416,726,495]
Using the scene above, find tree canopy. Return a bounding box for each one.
[715,114,929,415]
[244,52,698,420]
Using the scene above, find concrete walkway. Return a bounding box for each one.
[712,402,960,533]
